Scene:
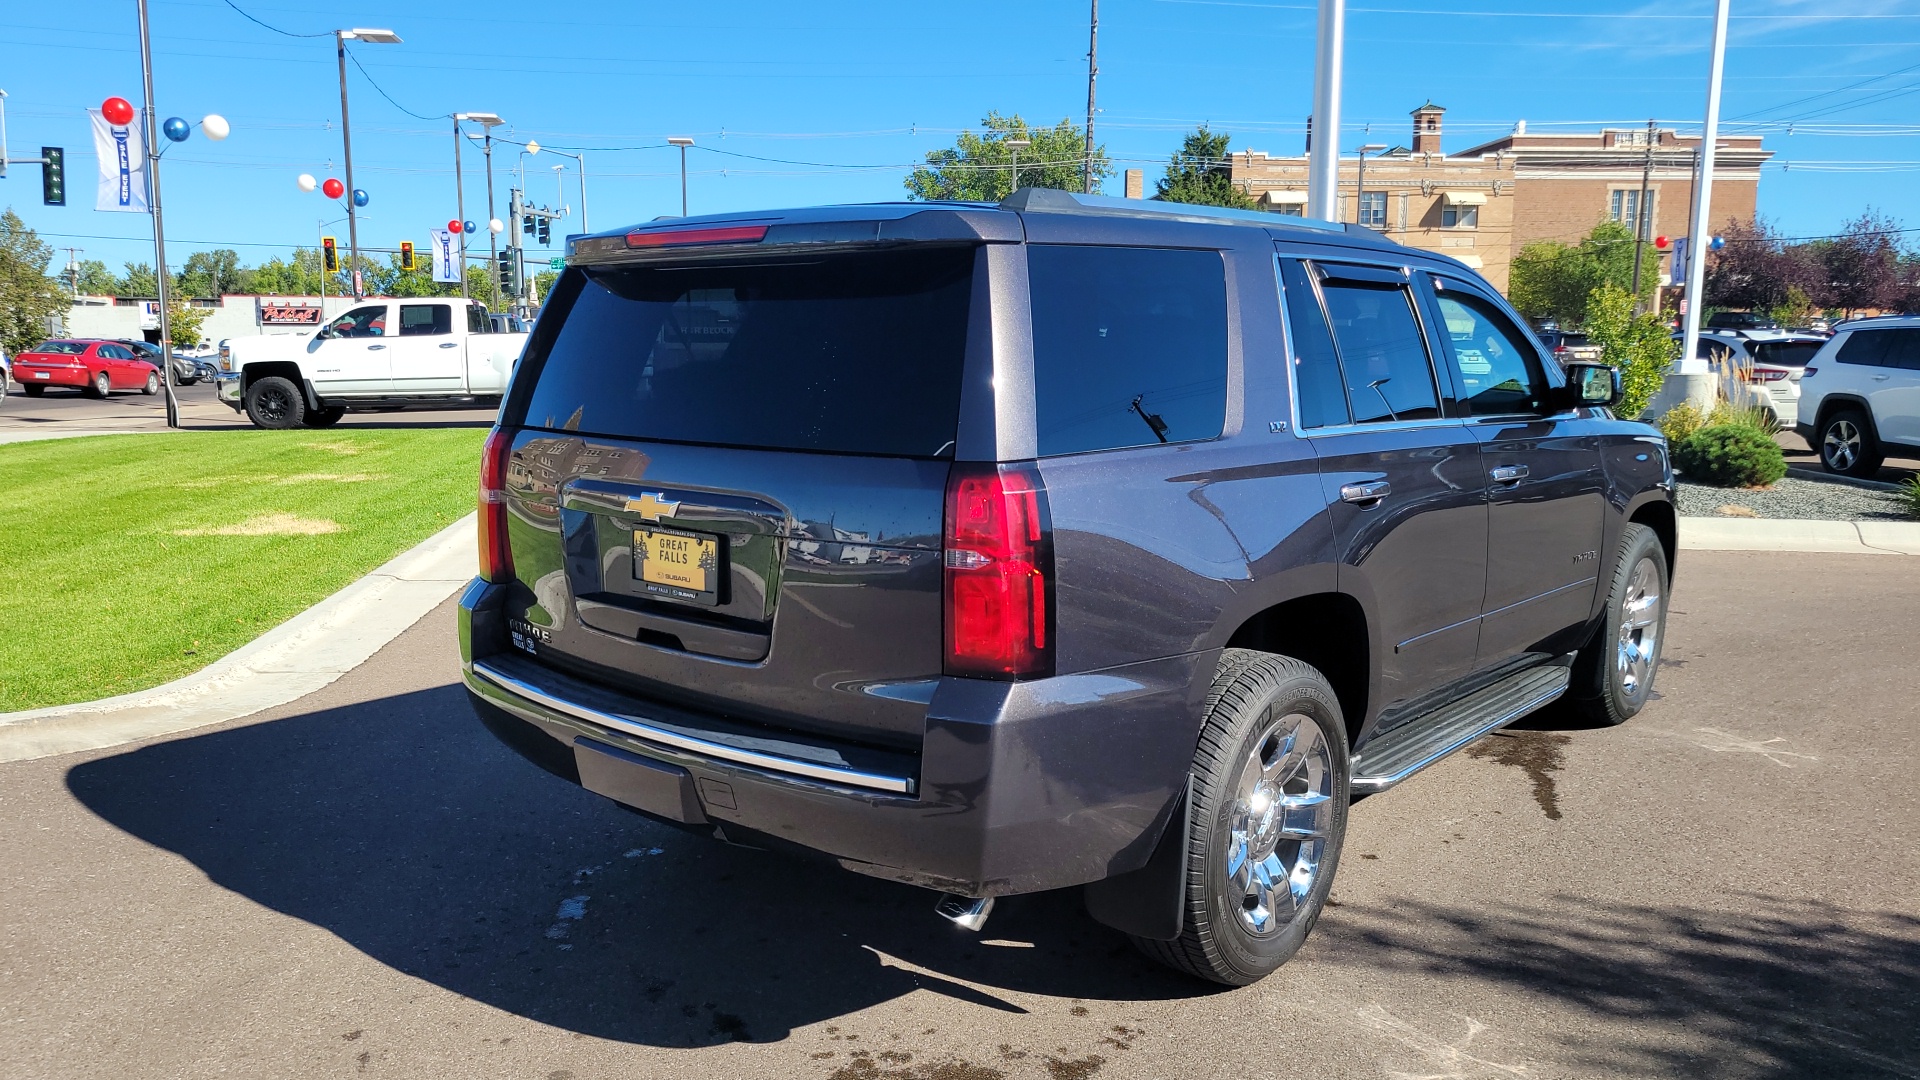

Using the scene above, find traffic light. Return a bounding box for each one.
[41,147,65,206]
[496,248,514,291]
[321,236,339,272]
[537,217,550,246]
[399,240,416,271]
[522,213,535,236]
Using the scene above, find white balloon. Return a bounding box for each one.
[201,114,230,141]
[489,218,505,233]
[297,173,317,193]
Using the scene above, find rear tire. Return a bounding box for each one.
[23,384,44,397]
[1818,408,1883,478]
[303,406,347,428]
[1563,523,1669,727]
[244,376,306,429]
[86,370,111,399]
[1132,649,1349,986]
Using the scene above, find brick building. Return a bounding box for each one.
[1227,103,1771,295]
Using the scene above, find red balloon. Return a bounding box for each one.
[447,219,463,234]
[1654,235,1670,250]
[101,96,136,126]
[322,178,345,199]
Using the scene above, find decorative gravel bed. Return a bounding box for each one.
[1674,474,1913,521]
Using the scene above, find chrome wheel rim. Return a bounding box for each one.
[1224,711,1334,936]
[95,373,110,395]
[1824,420,1860,471]
[146,374,158,394]
[1615,556,1663,703]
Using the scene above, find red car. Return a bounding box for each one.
[11,340,161,398]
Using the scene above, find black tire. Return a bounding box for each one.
[303,406,347,428]
[86,370,111,399]
[1817,408,1883,479]
[142,372,160,396]
[23,384,45,397]
[1133,649,1350,986]
[244,376,306,429]
[1562,523,1669,727]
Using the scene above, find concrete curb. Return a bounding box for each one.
[0,513,477,764]
[1784,465,1907,493]
[0,428,176,446]
[1679,515,1920,555]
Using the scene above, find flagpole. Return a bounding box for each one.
[135,0,178,428]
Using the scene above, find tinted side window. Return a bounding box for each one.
[1029,245,1228,456]
[1433,288,1547,415]
[1278,259,1349,428]
[1319,281,1441,423]
[400,304,453,336]
[1837,330,1898,368]
[467,305,490,334]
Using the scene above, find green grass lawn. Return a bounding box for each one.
[0,428,486,712]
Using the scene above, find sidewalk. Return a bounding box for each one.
[1677,516,1920,555]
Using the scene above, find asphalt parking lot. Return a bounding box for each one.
[2,550,1914,1080]
[0,377,496,438]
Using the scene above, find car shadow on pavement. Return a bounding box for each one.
[65,684,1210,1047]
[1317,894,1920,1079]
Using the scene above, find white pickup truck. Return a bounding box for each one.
[216,297,528,428]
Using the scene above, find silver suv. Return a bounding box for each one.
[1796,317,1920,476]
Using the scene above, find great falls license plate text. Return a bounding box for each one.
[635,526,717,602]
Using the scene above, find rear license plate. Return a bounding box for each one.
[33,371,49,379]
[634,525,721,606]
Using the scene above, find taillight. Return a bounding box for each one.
[625,224,768,248]
[478,427,514,583]
[943,463,1053,679]
[1802,366,1818,378]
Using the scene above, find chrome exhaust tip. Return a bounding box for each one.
[934,893,995,932]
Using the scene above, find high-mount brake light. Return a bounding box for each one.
[479,427,515,583]
[943,463,1053,679]
[625,224,769,249]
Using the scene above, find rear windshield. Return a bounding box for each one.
[1750,340,1821,368]
[33,341,87,354]
[513,248,974,457]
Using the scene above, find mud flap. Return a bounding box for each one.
[1082,778,1190,941]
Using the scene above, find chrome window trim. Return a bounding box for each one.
[469,660,918,796]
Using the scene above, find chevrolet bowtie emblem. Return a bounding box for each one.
[626,492,680,521]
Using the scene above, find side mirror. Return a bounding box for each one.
[1563,361,1622,409]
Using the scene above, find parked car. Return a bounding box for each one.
[1535,328,1603,367]
[459,189,1676,987]
[1707,311,1780,332]
[10,340,161,398]
[1,344,10,408]
[117,339,200,385]
[1681,330,1826,430]
[1795,316,1920,476]
[217,299,526,428]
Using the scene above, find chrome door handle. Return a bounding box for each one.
[1340,481,1391,506]
[367,344,386,351]
[1872,373,1891,381]
[438,342,460,349]
[1490,464,1529,484]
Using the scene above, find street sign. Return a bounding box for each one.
[548,257,565,269]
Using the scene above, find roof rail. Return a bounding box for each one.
[997,186,1345,233]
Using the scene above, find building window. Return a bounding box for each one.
[1271,203,1305,217]
[1442,203,1479,229]
[1609,189,1647,235]
[1357,191,1387,229]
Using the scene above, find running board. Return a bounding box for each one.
[1351,665,1571,793]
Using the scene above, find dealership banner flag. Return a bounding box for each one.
[430,228,460,283]
[91,108,149,213]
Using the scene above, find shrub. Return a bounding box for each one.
[1707,399,1776,434]
[1658,402,1706,445]
[1902,476,1920,520]
[1673,424,1788,488]
[1584,285,1675,419]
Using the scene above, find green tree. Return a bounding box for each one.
[72,259,120,296]
[247,250,325,296]
[118,262,159,297]
[1583,284,1675,419]
[165,294,209,349]
[905,112,1110,202]
[176,248,246,297]
[1155,127,1253,209]
[1507,219,1647,327]
[0,208,67,356]
[533,269,560,303]
[365,252,448,298]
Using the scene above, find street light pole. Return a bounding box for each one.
[452,115,466,299]
[1306,0,1346,222]
[485,127,499,309]
[1679,0,1731,393]
[332,28,401,301]
[1005,136,1030,194]
[667,136,693,216]
[135,0,178,428]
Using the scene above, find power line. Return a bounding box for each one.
[215,0,329,38]
[346,51,441,122]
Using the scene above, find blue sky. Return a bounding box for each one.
[5,0,1920,275]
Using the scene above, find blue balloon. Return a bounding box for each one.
[1709,235,1726,251]
[462,220,478,235]
[162,116,191,142]
[352,188,370,208]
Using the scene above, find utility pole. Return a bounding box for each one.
[1306,0,1347,222]
[1084,0,1098,194]
[63,247,83,295]
[335,33,360,300]
[484,127,499,310]
[1629,118,1657,304]
[136,0,178,428]
[452,116,467,299]
[1679,0,1731,398]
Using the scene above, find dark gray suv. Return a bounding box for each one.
[460,188,1676,985]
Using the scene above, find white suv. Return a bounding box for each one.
[1796,318,1920,477]
[1686,330,1825,431]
